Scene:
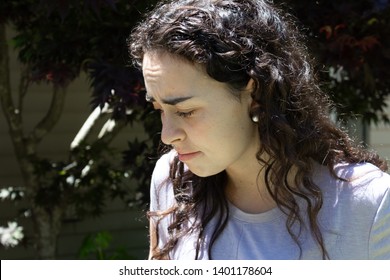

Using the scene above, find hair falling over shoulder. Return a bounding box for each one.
[130,0,388,259]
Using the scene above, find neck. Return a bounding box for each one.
[225,155,276,214]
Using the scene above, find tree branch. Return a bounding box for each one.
[0,24,39,191]
[17,65,30,114]
[29,85,67,144]
[0,24,26,155]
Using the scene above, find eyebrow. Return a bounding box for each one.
[145,95,193,106]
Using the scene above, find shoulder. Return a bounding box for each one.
[314,161,390,220]
[332,162,390,259]
[313,162,390,259]
[334,162,390,198]
[315,161,390,210]
[333,161,388,183]
[313,163,390,223]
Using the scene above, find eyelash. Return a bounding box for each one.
[175,110,194,118]
[155,108,194,118]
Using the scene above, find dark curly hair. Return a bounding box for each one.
[129,0,387,259]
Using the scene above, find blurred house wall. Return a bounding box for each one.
[369,100,390,164]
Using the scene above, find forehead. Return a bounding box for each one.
[142,52,201,77]
[142,52,209,94]
[141,51,237,104]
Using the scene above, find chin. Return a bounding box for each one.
[187,166,222,178]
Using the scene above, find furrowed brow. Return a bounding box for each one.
[161,96,193,105]
[145,95,193,105]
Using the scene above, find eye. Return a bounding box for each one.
[175,110,194,118]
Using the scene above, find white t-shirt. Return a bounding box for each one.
[150,151,390,259]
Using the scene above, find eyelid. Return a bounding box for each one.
[175,110,194,118]
[152,101,196,118]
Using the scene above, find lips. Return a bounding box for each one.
[177,151,201,162]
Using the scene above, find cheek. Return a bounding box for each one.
[186,112,214,136]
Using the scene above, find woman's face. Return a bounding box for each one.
[142,52,260,177]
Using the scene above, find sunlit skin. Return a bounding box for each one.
[142,52,276,213]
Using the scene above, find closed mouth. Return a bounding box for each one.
[177,151,200,161]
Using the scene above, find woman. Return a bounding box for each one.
[129,0,390,259]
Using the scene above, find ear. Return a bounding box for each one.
[245,78,255,92]
[245,78,261,116]
[244,78,258,108]
[243,78,255,106]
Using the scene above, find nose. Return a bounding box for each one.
[160,116,185,145]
